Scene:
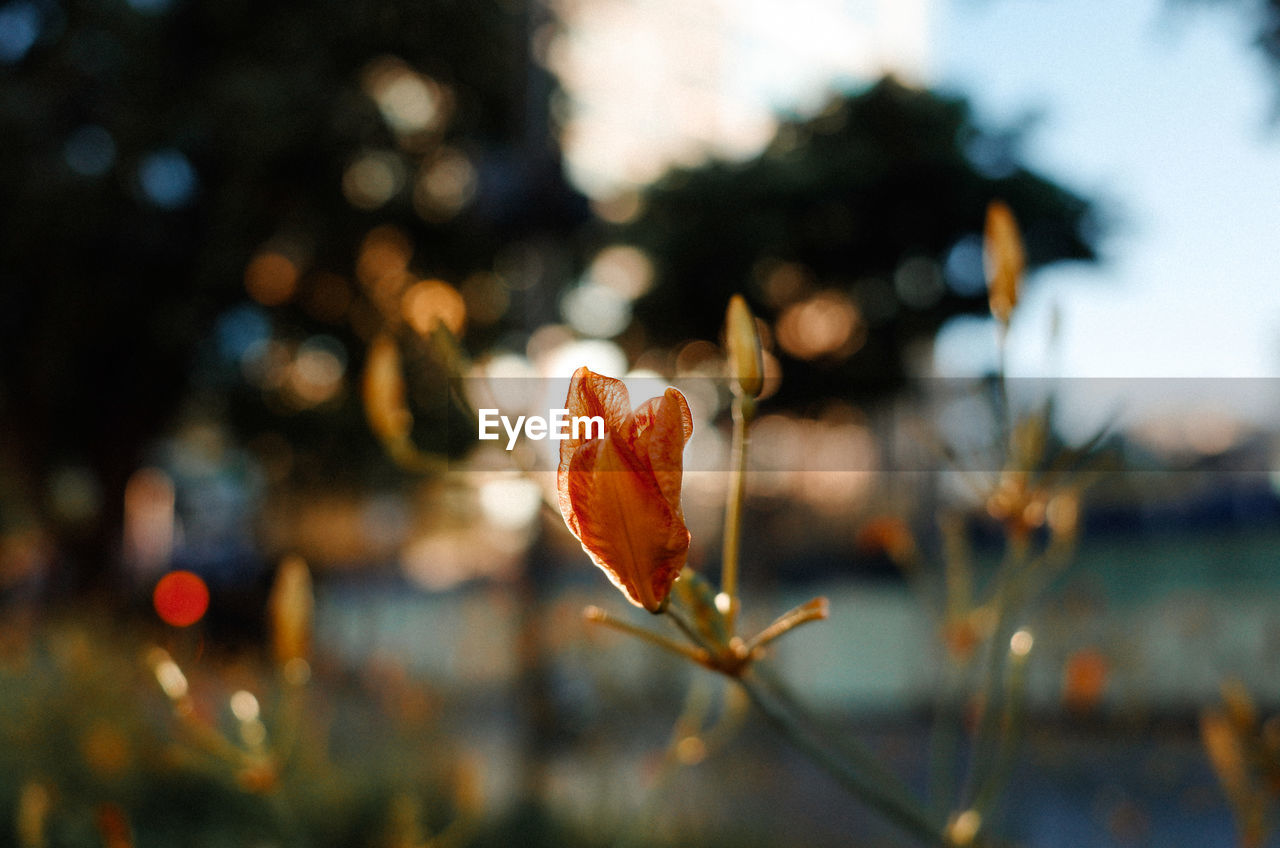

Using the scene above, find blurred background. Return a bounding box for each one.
[1,0,1280,845]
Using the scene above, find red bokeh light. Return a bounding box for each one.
[153,570,209,627]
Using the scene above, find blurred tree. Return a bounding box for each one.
[1185,0,1280,97]
[614,79,1099,408]
[1255,0,1280,70]
[0,0,585,594]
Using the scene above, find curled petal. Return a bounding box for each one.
[632,387,693,515]
[557,367,694,612]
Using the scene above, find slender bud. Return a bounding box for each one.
[1201,710,1251,812]
[452,752,486,816]
[362,334,412,445]
[724,294,763,399]
[269,554,314,667]
[984,200,1025,326]
[17,782,51,848]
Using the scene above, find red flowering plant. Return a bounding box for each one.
[556,362,833,675]
[553,210,1099,846]
[555,300,957,847]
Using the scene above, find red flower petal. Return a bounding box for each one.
[557,367,693,612]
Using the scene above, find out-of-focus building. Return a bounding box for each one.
[547,0,932,197]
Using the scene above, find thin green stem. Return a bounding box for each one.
[962,610,1011,807]
[741,597,829,656]
[721,394,753,635]
[973,648,1032,817]
[961,546,1029,810]
[994,327,1012,462]
[735,667,949,847]
[584,606,710,667]
[663,603,725,667]
[928,654,965,818]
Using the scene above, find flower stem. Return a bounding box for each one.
[972,644,1032,817]
[584,606,711,668]
[735,666,949,847]
[721,394,753,635]
[741,597,829,657]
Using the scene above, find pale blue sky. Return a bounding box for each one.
[931,0,1280,380]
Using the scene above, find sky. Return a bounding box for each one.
[932,0,1280,384]
[555,0,1280,396]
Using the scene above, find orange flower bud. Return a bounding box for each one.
[557,367,693,612]
[724,294,763,399]
[363,334,413,445]
[984,200,1025,325]
[269,554,314,666]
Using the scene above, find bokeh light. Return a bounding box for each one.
[538,337,627,379]
[0,1,40,63]
[478,477,542,531]
[363,56,448,142]
[560,282,630,338]
[775,290,864,360]
[1010,629,1035,658]
[757,259,812,308]
[152,570,210,627]
[587,244,654,299]
[288,335,347,406]
[229,690,260,723]
[138,148,198,209]
[147,647,188,700]
[1063,648,1109,712]
[402,279,466,337]
[343,151,404,210]
[356,225,412,287]
[215,305,271,363]
[943,234,986,296]
[414,149,476,220]
[244,251,299,306]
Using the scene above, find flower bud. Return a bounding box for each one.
[724,294,763,399]
[269,554,314,667]
[362,334,412,445]
[984,200,1025,326]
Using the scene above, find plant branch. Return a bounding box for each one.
[720,394,753,635]
[735,666,949,847]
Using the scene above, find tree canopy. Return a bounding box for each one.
[616,79,1098,407]
[0,0,584,588]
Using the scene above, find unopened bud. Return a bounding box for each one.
[724,294,763,399]
[1201,710,1248,800]
[269,555,314,667]
[17,782,51,848]
[984,200,1025,326]
[1046,491,1080,544]
[452,752,486,816]
[1221,679,1258,735]
[946,809,982,846]
[362,334,412,445]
